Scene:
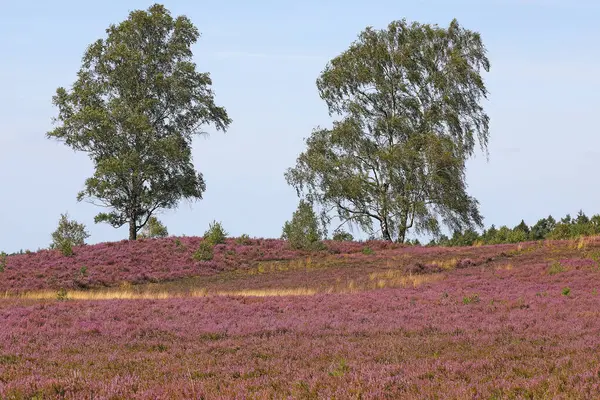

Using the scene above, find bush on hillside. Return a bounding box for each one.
[0,251,6,272]
[50,213,90,255]
[192,241,214,262]
[281,200,325,250]
[204,220,228,245]
[235,234,252,245]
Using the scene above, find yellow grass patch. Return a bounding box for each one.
[495,263,513,271]
[1,287,321,301]
[431,258,459,270]
[368,270,445,288]
[575,236,591,250]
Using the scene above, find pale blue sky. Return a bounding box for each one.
[2,0,600,252]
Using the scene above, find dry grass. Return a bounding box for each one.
[0,287,323,301]
[368,270,445,289]
[496,263,514,271]
[1,270,447,301]
[431,258,459,270]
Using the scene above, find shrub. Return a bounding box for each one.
[139,216,168,238]
[204,220,228,245]
[174,238,185,251]
[281,200,325,250]
[59,241,74,257]
[562,287,571,296]
[547,261,565,275]
[0,251,6,272]
[332,230,353,241]
[362,246,374,255]
[235,234,252,245]
[192,241,214,261]
[463,293,480,304]
[50,213,90,252]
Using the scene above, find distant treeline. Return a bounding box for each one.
[428,210,600,247]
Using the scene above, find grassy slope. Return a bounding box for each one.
[2,236,600,398]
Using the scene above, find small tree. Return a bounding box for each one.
[332,230,354,241]
[50,213,90,253]
[204,220,228,245]
[139,216,168,239]
[282,200,325,250]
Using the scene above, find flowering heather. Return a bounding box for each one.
[0,236,520,293]
[0,237,316,293]
[2,237,600,397]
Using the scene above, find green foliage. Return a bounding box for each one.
[328,358,350,377]
[139,216,169,239]
[46,4,231,240]
[235,234,252,245]
[530,216,555,240]
[513,220,530,235]
[450,229,480,246]
[174,238,185,251]
[547,261,565,275]
[281,200,325,250]
[204,220,228,245]
[332,230,353,241]
[0,252,6,272]
[192,241,214,262]
[361,246,374,255]
[50,213,90,255]
[59,241,74,257]
[562,287,571,296]
[285,18,490,242]
[463,293,480,304]
[438,209,600,247]
[79,266,88,277]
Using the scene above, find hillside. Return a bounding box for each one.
[1,236,558,295]
[2,237,600,398]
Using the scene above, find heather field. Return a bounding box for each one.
[3,237,600,399]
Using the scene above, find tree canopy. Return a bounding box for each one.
[285,18,490,242]
[47,3,231,240]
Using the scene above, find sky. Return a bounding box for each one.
[1,0,600,253]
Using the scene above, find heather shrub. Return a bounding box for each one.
[192,241,214,261]
[281,200,325,250]
[332,230,353,241]
[139,216,168,239]
[50,213,90,252]
[204,220,227,245]
[0,251,6,272]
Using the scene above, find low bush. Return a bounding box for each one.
[192,241,214,262]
